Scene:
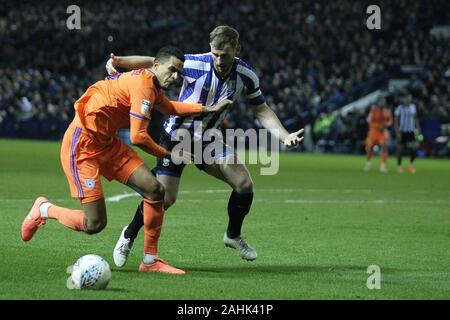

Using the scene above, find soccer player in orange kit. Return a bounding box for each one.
[21,46,232,275]
[364,97,393,173]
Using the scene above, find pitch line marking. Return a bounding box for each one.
[104,188,375,203]
[284,199,450,204]
[1,189,448,205]
[1,198,449,205]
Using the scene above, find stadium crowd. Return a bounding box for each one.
[0,0,449,155]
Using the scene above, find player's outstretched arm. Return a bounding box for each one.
[255,102,304,148]
[106,53,155,75]
[201,99,233,114]
[415,117,421,134]
[155,98,233,116]
[129,116,192,163]
[129,116,170,158]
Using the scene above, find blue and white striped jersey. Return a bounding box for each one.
[163,53,265,137]
[394,104,417,132]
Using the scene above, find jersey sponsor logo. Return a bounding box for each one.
[141,99,151,115]
[85,179,95,190]
[162,158,171,167]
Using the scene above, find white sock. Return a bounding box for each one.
[39,202,52,219]
[143,254,158,264]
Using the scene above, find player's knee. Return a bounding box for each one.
[164,195,177,210]
[142,182,165,201]
[235,177,253,194]
[85,218,107,234]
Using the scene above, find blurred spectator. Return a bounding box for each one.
[0,0,449,157]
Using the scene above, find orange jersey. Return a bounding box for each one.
[367,107,393,132]
[72,69,202,157]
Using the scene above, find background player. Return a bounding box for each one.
[107,26,304,267]
[21,46,232,275]
[395,93,420,174]
[364,97,393,173]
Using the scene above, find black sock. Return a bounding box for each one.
[410,148,416,163]
[124,201,144,240]
[227,190,254,239]
[397,147,403,166]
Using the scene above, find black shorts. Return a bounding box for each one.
[153,131,235,178]
[400,132,416,145]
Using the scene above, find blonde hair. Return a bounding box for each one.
[209,25,240,48]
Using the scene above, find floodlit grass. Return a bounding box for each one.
[1,139,449,299]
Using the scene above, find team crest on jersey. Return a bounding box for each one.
[162,158,170,167]
[226,80,236,93]
[85,179,95,190]
[141,99,151,115]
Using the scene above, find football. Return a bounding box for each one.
[66,254,111,290]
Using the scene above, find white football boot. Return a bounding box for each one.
[223,232,258,261]
[113,226,134,267]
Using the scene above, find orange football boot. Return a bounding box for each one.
[139,258,186,275]
[21,196,49,241]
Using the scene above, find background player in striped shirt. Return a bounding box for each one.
[395,93,420,174]
[21,46,232,275]
[107,26,304,267]
[364,98,393,173]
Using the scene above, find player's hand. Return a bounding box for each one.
[106,53,120,75]
[170,150,193,165]
[283,128,304,148]
[202,99,233,114]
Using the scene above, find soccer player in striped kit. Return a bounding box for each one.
[394,93,420,174]
[107,26,304,269]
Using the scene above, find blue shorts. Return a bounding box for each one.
[154,132,235,178]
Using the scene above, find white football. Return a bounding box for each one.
[66,254,111,290]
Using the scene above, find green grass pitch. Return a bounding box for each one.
[0,138,449,299]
